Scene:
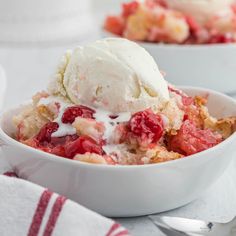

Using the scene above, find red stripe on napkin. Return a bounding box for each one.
[106,222,120,236]
[28,189,53,236]
[106,223,121,236]
[106,222,130,236]
[43,195,67,236]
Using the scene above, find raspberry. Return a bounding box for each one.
[169,120,222,156]
[62,105,95,124]
[64,136,104,158]
[122,1,139,18]
[35,122,59,143]
[128,109,164,144]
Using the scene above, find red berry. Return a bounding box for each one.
[169,120,222,156]
[122,1,139,18]
[183,114,189,121]
[35,122,59,143]
[104,16,125,36]
[64,136,104,158]
[62,105,95,124]
[209,34,234,44]
[185,15,200,35]
[128,109,164,143]
[31,134,79,158]
[51,146,66,157]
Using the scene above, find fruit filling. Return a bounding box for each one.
[14,87,236,165]
[104,0,236,44]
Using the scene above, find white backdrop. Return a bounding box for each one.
[0,1,236,235]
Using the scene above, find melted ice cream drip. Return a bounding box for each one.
[94,110,131,141]
[38,97,76,137]
[94,110,131,155]
[38,97,131,146]
[52,105,77,137]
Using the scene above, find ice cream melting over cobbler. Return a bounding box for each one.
[13,38,236,165]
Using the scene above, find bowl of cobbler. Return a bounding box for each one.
[0,38,236,216]
[103,0,236,93]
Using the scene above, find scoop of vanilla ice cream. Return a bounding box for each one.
[165,0,234,25]
[60,38,169,113]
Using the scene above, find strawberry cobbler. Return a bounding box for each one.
[104,0,236,44]
[13,38,236,165]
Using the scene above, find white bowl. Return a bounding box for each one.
[102,31,236,94]
[0,87,236,217]
[140,42,236,94]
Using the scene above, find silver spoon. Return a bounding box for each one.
[148,215,236,236]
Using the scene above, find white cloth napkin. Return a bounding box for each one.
[0,169,130,236]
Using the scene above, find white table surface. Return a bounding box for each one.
[0,37,236,235]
